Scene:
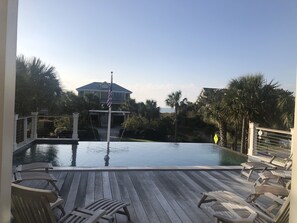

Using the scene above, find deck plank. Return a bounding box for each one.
[115,171,140,223]
[152,171,208,222]
[63,171,81,213]
[109,171,128,223]
[146,171,194,223]
[18,169,270,223]
[129,171,172,223]
[75,171,88,208]
[120,171,151,223]
[84,171,95,206]
[94,171,103,200]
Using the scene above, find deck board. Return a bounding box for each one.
[19,169,262,223]
[85,171,95,206]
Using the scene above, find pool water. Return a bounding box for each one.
[13,142,247,167]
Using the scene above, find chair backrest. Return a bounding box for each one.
[11,183,58,223]
[275,194,290,223]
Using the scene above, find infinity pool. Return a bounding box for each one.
[13,142,247,167]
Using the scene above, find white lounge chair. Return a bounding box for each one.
[11,183,106,223]
[11,183,131,223]
[198,186,290,223]
[240,154,292,181]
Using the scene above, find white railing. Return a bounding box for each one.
[248,122,292,162]
[14,112,79,152]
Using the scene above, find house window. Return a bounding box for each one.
[113,92,122,100]
[101,92,108,100]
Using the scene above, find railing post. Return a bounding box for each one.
[23,117,27,144]
[290,128,294,155]
[31,112,38,139]
[72,112,79,140]
[248,122,258,156]
[13,114,18,151]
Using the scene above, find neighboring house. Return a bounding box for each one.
[76,82,132,106]
[197,87,225,103]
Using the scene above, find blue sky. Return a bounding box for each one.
[17,0,297,107]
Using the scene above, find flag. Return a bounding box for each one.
[107,73,113,108]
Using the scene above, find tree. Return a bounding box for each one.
[226,74,278,154]
[165,90,182,142]
[144,100,160,122]
[15,55,62,115]
[197,88,228,147]
[120,98,138,115]
[57,91,86,114]
[274,89,294,130]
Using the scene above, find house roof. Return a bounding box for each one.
[198,87,222,97]
[76,82,132,94]
[197,87,225,102]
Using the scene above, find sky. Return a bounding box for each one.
[17,0,297,108]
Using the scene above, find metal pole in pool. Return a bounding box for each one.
[105,72,113,166]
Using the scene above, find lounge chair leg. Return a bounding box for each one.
[240,167,245,177]
[246,169,253,181]
[59,205,66,216]
[246,193,259,203]
[254,176,266,186]
[240,167,252,181]
[123,206,131,221]
[197,194,208,208]
[49,181,61,195]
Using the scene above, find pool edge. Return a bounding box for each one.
[49,165,243,171]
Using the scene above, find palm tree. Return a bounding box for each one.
[275,89,294,130]
[227,74,278,154]
[165,90,182,142]
[197,88,228,147]
[15,55,62,115]
[120,98,138,115]
[144,100,160,122]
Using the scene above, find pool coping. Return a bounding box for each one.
[50,165,243,171]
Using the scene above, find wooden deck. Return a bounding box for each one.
[20,169,259,223]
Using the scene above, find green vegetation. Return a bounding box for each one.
[16,55,62,115]
[15,56,294,152]
[197,73,294,153]
[165,90,182,142]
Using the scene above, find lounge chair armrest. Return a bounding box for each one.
[253,185,289,197]
[213,213,238,223]
[76,208,106,223]
[15,162,53,172]
[212,202,257,223]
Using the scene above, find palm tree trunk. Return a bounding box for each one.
[174,107,178,142]
[233,122,238,151]
[219,121,227,147]
[240,117,248,154]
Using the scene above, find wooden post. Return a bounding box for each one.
[247,122,258,156]
[13,114,18,151]
[290,128,294,155]
[72,112,79,140]
[0,0,18,222]
[23,117,28,143]
[31,112,38,139]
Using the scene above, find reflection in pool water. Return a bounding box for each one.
[13,142,247,167]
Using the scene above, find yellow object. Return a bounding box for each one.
[214,134,219,144]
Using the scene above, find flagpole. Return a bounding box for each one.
[104,72,113,166]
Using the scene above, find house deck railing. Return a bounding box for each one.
[14,112,79,152]
[248,122,292,162]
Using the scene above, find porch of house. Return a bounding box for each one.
[18,168,269,223]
